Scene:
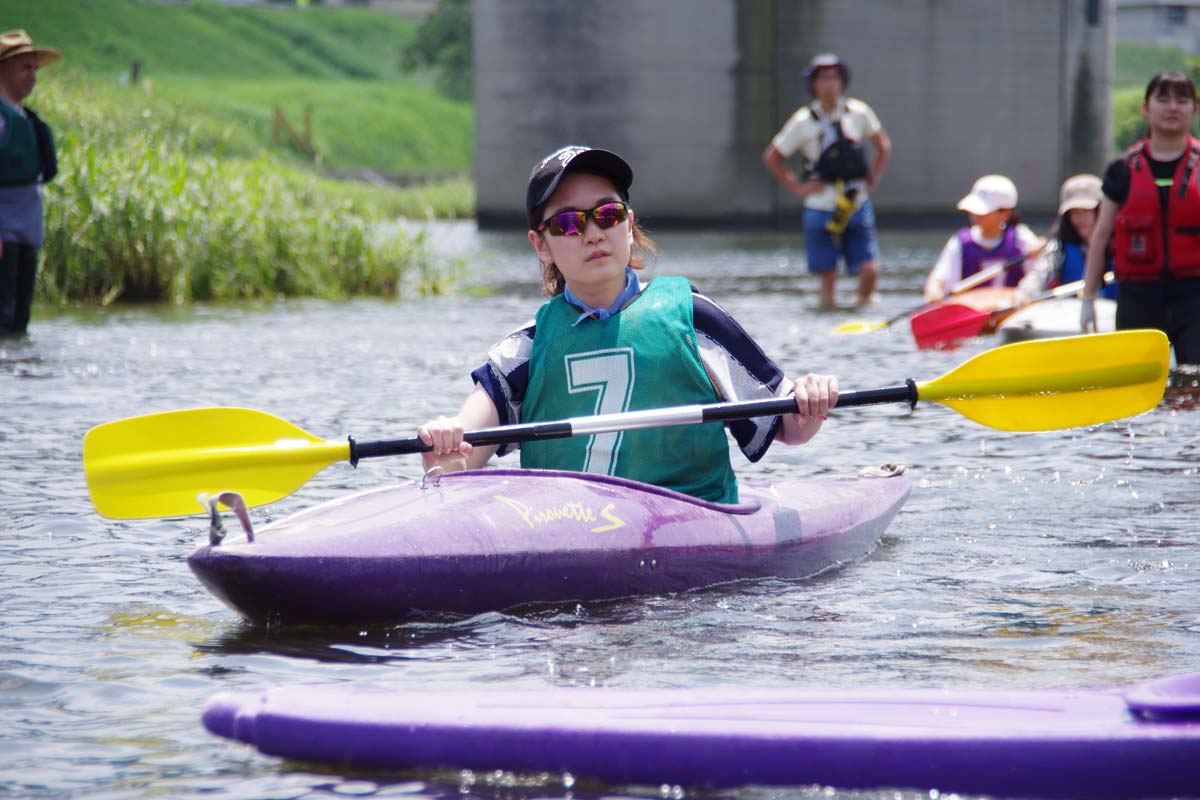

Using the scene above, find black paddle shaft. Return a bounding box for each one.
[346,380,918,465]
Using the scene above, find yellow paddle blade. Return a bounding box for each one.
[830,319,887,334]
[83,408,350,519]
[916,330,1170,431]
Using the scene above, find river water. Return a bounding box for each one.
[2,222,1198,799]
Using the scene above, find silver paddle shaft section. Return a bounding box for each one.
[569,404,709,435]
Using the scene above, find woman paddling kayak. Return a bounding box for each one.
[417,145,838,503]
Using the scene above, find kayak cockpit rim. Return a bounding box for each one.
[196,464,911,547]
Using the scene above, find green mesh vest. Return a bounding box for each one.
[521,277,739,503]
[0,102,40,186]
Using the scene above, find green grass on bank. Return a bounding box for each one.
[38,70,464,305]
[0,0,476,304]
[156,76,471,176]
[1,0,418,80]
[1115,41,1193,90]
[31,63,473,305]
[4,0,473,178]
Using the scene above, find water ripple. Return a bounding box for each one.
[3,225,1199,798]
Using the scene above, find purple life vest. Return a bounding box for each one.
[957,225,1023,287]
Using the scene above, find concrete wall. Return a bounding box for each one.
[1117,3,1200,52]
[474,0,1113,227]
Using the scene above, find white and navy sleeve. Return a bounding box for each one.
[690,289,789,462]
[469,319,536,457]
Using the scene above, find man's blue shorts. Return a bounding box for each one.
[802,199,880,275]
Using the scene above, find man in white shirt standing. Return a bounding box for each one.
[762,53,891,309]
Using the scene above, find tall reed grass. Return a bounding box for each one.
[37,73,460,304]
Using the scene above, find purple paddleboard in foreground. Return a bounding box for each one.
[187,467,910,625]
[204,672,1200,798]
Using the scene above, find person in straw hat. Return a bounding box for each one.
[1015,174,1117,305]
[0,29,61,335]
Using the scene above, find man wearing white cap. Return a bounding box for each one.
[0,29,60,335]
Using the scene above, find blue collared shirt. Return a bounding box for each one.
[562,266,641,326]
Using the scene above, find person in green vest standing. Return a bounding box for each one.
[0,29,60,336]
[417,146,839,504]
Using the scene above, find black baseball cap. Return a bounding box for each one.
[525,145,633,222]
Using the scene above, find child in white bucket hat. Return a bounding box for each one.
[923,174,1043,302]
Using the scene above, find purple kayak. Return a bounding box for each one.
[187,467,910,625]
[203,672,1200,798]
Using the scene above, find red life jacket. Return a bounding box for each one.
[1113,136,1200,281]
